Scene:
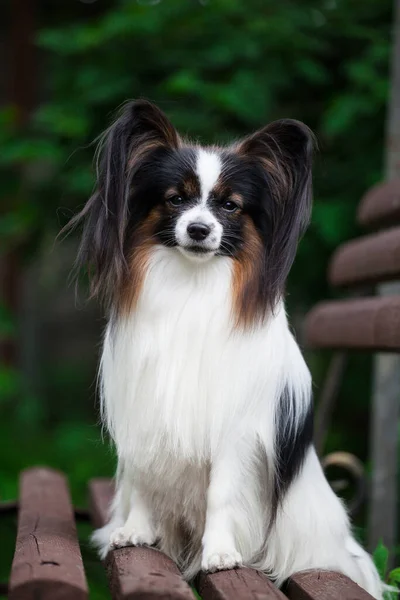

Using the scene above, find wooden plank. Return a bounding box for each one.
[9,467,88,600]
[358,180,400,228]
[286,570,375,600]
[305,296,400,351]
[89,478,194,600]
[197,569,287,600]
[329,227,400,287]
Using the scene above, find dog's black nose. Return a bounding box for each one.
[187,223,210,241]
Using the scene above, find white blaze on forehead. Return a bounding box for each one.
[173,148,223,259]
[196,148,222,206]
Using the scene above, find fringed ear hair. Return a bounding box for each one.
[236,119,314,311]
[67,100,180,308]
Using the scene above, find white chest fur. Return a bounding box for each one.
[100,246,306,469]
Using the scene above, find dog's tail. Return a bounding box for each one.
[345,537,387,600]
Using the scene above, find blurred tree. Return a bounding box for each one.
[1,0,391,291]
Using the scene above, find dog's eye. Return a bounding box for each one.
[168,195,184,207]
[222,200,238,213]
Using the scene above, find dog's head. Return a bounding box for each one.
[74,100,313,326]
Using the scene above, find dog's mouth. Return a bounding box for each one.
[183,244,214,254]
[177,242,218,261]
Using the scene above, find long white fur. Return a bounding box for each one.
[91,149,383,598]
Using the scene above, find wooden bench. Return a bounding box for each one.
[5,186,398,600]
[4,188,397,600]
[306,180,400,350]
[1,467,375,599]
[305,180,400,555]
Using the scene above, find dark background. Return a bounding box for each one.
[0,0,396,597]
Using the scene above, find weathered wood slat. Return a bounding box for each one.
[305,296,400,351]
[9,467,88,600]
[358,180,400,228]
[89,479,194,600]
[286,571,375,600]
[329,227,400,287]
[197,569,287,600]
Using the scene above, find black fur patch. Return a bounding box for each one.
[273,386,313,511]
[128,145,200,250]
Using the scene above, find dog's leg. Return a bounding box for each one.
[201,440,254,572]
[91,470,128,559]
[109,482,156,549]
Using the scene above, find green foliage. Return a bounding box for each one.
[373,541,400,600]
[2,0,392,263]
[0,1,396,596]
[389,568,400,583]
[374,540,390,580]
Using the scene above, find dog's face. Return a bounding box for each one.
[132,144,267,264]
[75,100,313,325]
[155,148,238,262]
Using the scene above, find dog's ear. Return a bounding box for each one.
[237,119,313,228]
[69,100,180,306]
[124,99,181,168]
[237,119,314,307]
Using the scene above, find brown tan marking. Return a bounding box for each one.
[165,187,180,200]
[127,139,160,170]
[127,102,182,170]
[182,172,200,199]
[119,206,163,314]
[147,107,181,148]
[165,176,200,203]
[232,216,265,329]
[212,176,244,207]
[128,135,180,171]
[230,192,244,208]
[212,179,230,202]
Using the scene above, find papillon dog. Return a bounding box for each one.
[73,100,382,598]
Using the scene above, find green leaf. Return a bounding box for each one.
[191,587,202,600]
[35,105,90,138]
[373,541,389,580]
[322,94,374,137]
[312,201,355,247]
[296,57,329,84]
[388,568,400,584]
[0,138,63,165]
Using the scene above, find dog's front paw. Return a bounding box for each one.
[109,525,156,549]
[201,548,243,572]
